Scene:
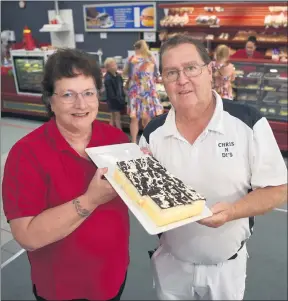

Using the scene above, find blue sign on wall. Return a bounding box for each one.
[83,2,156,32]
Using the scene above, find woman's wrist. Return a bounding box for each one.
[73,194,97,217]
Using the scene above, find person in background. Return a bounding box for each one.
[123,39,163,143]
[139,34,287,300]
[158,29,168,45]
[279,47,287,62]
[104,57,126,130]
[212,44,236,101]
[2,48,130,301]
[231,36,265,59]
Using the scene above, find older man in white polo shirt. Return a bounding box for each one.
[139,35,287,300]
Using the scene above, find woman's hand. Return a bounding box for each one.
[84,167,118,207]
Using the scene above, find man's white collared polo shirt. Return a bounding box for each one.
[139,91,287,264]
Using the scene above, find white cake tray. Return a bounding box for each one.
[85,143,212,235]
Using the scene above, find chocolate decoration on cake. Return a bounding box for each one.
[116,156,205,209]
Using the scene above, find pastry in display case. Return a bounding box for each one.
[232,60,288,122]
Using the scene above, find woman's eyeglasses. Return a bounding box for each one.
[53,88,98,104]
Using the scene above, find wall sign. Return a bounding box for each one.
[83,2,156,32]
[143,32,156,42]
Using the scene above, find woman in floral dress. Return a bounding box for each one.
[212,44,236,101]
[124,40,163,143]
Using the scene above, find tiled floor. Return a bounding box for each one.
[1,117,43,265]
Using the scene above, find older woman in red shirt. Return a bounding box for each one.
[2,49,130,301]
[231,36,265,59]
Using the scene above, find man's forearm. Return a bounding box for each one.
[230,184,287,221]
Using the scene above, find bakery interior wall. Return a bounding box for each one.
[0,1,140,59]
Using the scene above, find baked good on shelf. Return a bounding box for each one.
[246,95,258,101]
[279,99,288,105]
[264,13,287,28]
[235,70,244,76]
[204,7,214,12]
[215,7,224,12]
[195,15,219,26]
[247,72,263,79]
[269,6,288,13]
[232,31,248,41]
[264,73,279,79]
[246,84,259,89]
[257,33,268,42]
[268,108,277,115]
[218,33,229,40]
[279,108,288,116]
[114,156,206,226]
[260,107,268,114]
[205,34,214,40]
[264,86,276,91]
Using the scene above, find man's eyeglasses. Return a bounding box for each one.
[162,63,207,82]
[53,88,98,104]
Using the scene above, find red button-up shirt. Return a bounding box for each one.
[2,118,130,300]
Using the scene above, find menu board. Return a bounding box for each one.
[83,2,156,32]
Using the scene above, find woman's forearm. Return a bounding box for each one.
[12,195,96,251]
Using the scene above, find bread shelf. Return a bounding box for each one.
[209,39,287,46]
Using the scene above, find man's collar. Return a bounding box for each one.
[162,90,225,138]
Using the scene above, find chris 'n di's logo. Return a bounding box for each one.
[217,141,235,158]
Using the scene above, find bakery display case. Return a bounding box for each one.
[11,49,55,96]
[231,58,287,151]
[231,59,287,122]
[13,56,44,94]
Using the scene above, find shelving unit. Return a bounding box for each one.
[158,2,287,27]
[157,2,287,58]
[39,9,75,48]
[231,59,287,122]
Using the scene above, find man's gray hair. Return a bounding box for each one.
[160,34,211,72]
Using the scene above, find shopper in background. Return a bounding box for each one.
[158,29,168,45]
[212,44,236,101]
[124,39,163,143]
[139,34,287,300]
[2,48,130,301]
[231,36,265,59]
[104,57,126,130]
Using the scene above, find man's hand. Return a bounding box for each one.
[141,147,152,155]
[198,202,235,228]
